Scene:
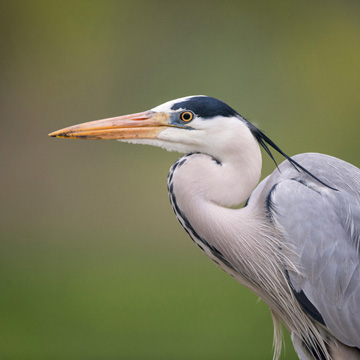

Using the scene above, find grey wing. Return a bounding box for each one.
[268,153,360,347]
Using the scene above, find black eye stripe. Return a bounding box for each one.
[171,96,238,119]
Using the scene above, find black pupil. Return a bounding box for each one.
[183,112,191,121]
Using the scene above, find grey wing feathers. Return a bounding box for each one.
[268,153,360,347]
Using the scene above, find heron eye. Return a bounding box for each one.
[180,111,194,122]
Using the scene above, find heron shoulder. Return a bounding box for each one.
[259,153,360,348]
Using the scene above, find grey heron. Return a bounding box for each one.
[49,95,360,360]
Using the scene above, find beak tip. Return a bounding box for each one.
[48,130,68,138]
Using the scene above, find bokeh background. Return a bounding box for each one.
[1,1,360,359]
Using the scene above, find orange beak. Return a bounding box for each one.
[48,111,170,140]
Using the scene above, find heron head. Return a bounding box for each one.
[49,95,335,192]
[49,96,256,157]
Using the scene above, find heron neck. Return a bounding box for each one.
[168,137,263,260]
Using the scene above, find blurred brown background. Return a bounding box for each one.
[1,1,359,359]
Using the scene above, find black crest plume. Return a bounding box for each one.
[245,121,337,191]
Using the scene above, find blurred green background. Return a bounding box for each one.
[1,1,359,359]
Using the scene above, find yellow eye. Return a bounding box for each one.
[180,111,194,122]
